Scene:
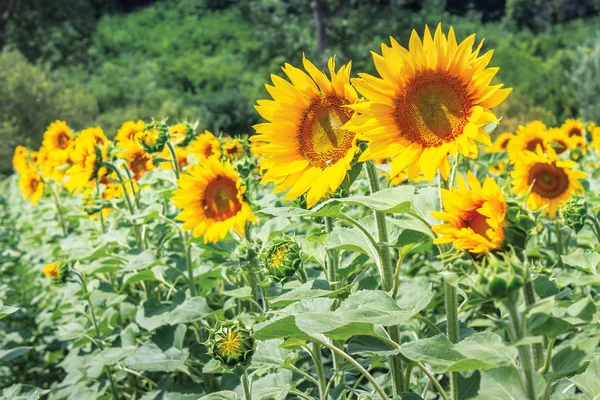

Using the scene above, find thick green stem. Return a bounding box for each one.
[445,281,460,400]
[555,220,563,268]
[95,178,106,234]
[47,182,68,237]
[523,270,544,370]
[540,338,555,375]
[166,141,181,180]
[184,232,197,296]
[506,301,537,400]
[241,370,251,400]
[311,343,327,400]
[324,217,339,288]
[364,160,403,395]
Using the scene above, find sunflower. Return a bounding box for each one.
[507,121,547,162]
[43,263,60,279]
[489,161,507,176]
[13,146,30,173]
[590,125,600,153]
[19,168,45,205]
[160,145,190,172]
[344,24,510,181]
[117,140,154,181]
[223,138,246,160]
[189,130,221,160]
[562,119,585,138]
[511,148,586,219]
[116,120,145,144]
[172,158,255,243]
[546,128,570,154]
[431,171,507,253]
[485,132,514,153]
[252,56,361,207]
[42,120,74,165]
[64,127,109,192]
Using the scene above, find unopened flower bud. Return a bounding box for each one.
[207,320,255,367]
[263,238,302,283]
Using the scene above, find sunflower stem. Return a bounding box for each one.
[95,177,106,234]
[46,182,68,237]
[166,141,181,180]
[523,268,544,370]
[364,160,404,395]
[506,300,537,400]
[444,280,460,400]
[241,370,252,400]
[555,220,564,268]
[310,343,328,400]
[184,232,197,297]
[105,162,143,248]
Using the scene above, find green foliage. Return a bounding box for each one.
[572,33,600,123]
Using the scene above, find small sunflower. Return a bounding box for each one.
[345,24,511,181]
[485,132,514,153]
[511,148,586,219]
[489,161,507,176]
[160,145,190,172]
[562,119,585,138]
[190,130,222,160]
[42,261,69,284]
[172,158,255,243]
[252,56,361,207]
[43,263,60,278]
[431,171,507,253]
[507,120,548,163]
[223,138,246,160]
[12,146,30,173]
[65,127,109,192]
[590,125,600,153]
[116,120,145,144]
[19,168,45,205]
[546,127,570,154]
[42,120,74,165]
[117,140,155,181]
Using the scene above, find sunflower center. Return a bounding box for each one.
[270,246,288,269]
[203,176,242,221]
[29,177,39,193]
[203,144,214,158]
[526,138,545,152]
[528,163,570,199]
[568,128,582,137]
[499,138,511,149]
[218,330,241,357]
[130,153,150,178]
[298,95,355,169]
[57,132,70,149]
[463,208,491,240]
[395,71,471,147]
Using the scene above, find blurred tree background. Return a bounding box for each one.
[1,0,600,174]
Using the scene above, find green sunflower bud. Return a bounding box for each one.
[140,121,168,153]
[262,238,302,283]
[207,320,255,367]
[562,197,587,233]
[481,254,526,301]
[503,200,535,250]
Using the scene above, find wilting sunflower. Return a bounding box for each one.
[223,138,246,160]
[42,120,74,165]
[19,168,45,205]
[116,120,145,144]
[507,120,548,162]
[252,56,361,207]
[485,132,514,153]
[190,130,222,160]
[431,171,507,253]
[117,140,154,181]
[345,24,511,181]
[562,119,585,138]
[13,146,30,173]
[65,127,109,192]
[511,148,586,219]
[172,158,255,243]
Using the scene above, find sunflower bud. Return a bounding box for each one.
[42,261,69,284]
[140,121,168,153]
[207,320,255,367]
[562,197,587,233]
[503,200,535,250]
[262,238,302,282]
[481,255,525,301]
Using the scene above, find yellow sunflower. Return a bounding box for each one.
[590,125,600,153]
[13,146,30,173]
[42,120,74,165]
[43,263,60,278]
[431,171,507,253]
[546,127,570,154]
[64,127,109,192]
[169,124,189,143]
[223,138,246,160]
[190,130,222,160]
[489,161,507,175]
[19,168,45,205]
[511,148,586,219]
[252,56,361,207]
[345,24,511,181]
[116,120,145,144]
[485,132,514,153]
[507,120,547,162]
[562,119,585,138]
[117,140,154,181]
[172,158,255,243]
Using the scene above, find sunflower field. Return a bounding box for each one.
[3,17,600,400]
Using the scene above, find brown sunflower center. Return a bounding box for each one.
[203,144,214,158]
[568,128,582,137]
[525,138,545,152]
[463,208,491,240]
[394,71,471,147]
[203,176,242,221]
[130,152,150,179]
[57,132,70,149]
[298,95,355,169]
[29,177,39,193]
[499,137,511,149]
[528,163,569,199]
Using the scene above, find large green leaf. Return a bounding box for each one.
[136,292,212,331]
[123,324,189,372]
[569,354,600,399]
[0,302,18,320]
[0,384,49,399]
[0,347,32,362]
[270,279,349,307]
